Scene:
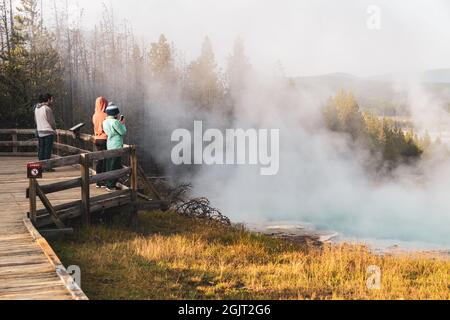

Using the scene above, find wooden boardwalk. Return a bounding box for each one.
[0,157,89,300]
[0,129,167,300]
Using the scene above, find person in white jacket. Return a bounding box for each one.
[34,94,56,164]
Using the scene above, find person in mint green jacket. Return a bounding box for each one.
[103,103,127,191]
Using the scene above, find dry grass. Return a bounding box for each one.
[51,211,450,300]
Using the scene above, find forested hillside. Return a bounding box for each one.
[323,90,427,170]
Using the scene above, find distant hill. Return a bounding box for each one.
[368,69,450,84]
[421,69,450,84]
[292,70,450,116]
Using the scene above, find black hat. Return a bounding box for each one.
[106,103,120,116]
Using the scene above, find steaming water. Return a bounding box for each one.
[246,220,450,253]
[340,236,450,254]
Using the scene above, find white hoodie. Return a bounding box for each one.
[35,103,56,137]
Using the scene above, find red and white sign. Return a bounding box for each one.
[27,163,43,179]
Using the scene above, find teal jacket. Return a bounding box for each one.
[103,116,127,150]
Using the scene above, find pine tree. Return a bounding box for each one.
[185,36,224,112]
[225,37,251,122]
[421,130,432,151]
[0,0,63,127]
[324,91,423,170]
[16,0,63,106]
[327,90,365,139]
[149,34,174,83]
[227,37,251,99]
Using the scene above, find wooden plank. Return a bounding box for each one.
[35,178,82,196]
[0,152,37,157]
[22,219,88,300]
[55,129,75,139]
[36,200,82,217]
[35,184,65,229]
[40,229,74,239]
[29,179,37,224]
[0,129,36,135]
[90,195,132,213]
[138,192,153,201]
[0,273,58,282]
[90,167,131,184]
[56,130,94,143]
[0,254,48,265]
[0,283,73,295]
[130,147,138,195]
[53,142,89,155]
[35,206,81,228]
[130,146,138,226]
[0,141,37,147]
[88,147,131,162]
[80,154,90,225]
[34,188,125,217]
[0,263,53,275]
[0,280,67,291]
[0,290,73,300]
[35,191,132,228]
[12,134,18,153]
[28,166,130,198]
[138,164,162,201]
[29,154,81,170]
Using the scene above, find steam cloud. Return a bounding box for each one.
[142,67,450,247]
[192,76,450,247]
[54,0,450,246]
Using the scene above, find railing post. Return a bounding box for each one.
[29,178,37,223]
[56,132,61,157]
[12,133,17,153]
[80,153,91,226]
[130,146,138,226]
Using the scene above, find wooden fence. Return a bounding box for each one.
[0,129,168,231]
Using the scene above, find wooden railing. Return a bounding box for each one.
[0,129,168,231]
[0,129,38,156]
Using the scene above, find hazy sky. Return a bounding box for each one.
[44,0,450,77]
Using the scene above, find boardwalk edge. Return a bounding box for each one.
[23,218,89,300]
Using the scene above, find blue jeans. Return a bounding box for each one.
[38,135,54,161]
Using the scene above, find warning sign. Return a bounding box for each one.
[27,163,43,179]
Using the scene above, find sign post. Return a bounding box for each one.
[27,163,42,223]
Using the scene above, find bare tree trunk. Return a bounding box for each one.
[2,0,10,57]
[40,0,43,33]
[8,0,13,51]
[53,0,60,42]
[64,0,73,126]
[0,18,4,53]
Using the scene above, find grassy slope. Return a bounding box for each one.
[51,211,450,300]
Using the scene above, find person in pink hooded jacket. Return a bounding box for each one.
[92,97,108,188]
